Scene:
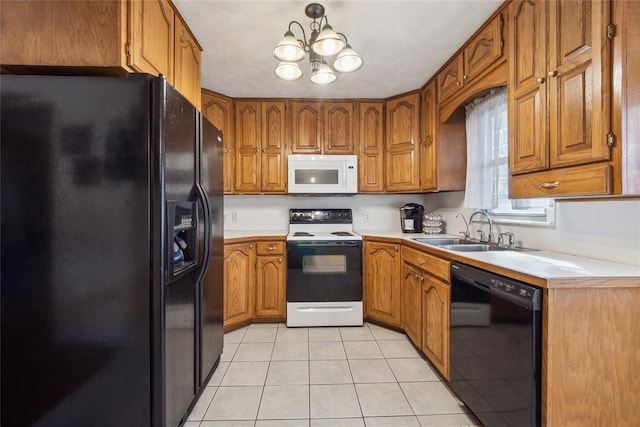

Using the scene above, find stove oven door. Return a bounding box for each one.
[286,240,362,303]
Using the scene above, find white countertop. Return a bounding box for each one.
[224,229,288,239]
[357,230,640,282]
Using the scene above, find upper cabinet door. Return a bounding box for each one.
[358,102,385,192]
[173,16,201,108]
[437,54,464,104]
[261,102,287,193]
[324,102,355,154]
[547,0,611,168]
[234,101,261,193]
[201,91,234,194]
[463,14,504,83]
[385,93,420,192]
[129,0,175,82]
[420,82,438,191]
[290,102,323,154]
[509,0,548,174]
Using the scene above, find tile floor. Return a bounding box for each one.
[185,322,480,427]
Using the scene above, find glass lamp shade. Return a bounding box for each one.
[311,24,345,57]
[273,31,305,62]
[310,62,336,84]
[274,62,303,81]
[333,45,363,73]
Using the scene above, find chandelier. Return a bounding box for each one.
[272,3,363,84]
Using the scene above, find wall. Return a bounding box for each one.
[225,193,640,266]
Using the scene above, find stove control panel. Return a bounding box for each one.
[290,208,353,224]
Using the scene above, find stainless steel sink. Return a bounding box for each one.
[438,243,509,252]
[413,237,534,252]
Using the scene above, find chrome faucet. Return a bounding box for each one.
[469,210,494,243]
[455,212,470,240]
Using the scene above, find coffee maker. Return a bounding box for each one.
[399,203,424,233]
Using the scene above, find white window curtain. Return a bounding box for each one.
[464,87,508,209]
[464,87,551,211]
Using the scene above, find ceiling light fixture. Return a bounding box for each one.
[272,3,363,84]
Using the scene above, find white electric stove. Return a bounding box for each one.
[286,209,363,327]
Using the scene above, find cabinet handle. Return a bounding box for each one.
[361,149,364,153]
[394,246,399,251]
[256,148,260,153]
[278,258,282,263]
[536,77,545,84]
[463,75,467,81]
[548,70,558,77]
[428,136,433,143]
[267,245,276,251]
[538,181,559,189]
[456,81,461,86]
[249,244,253,248]
[417,258,426,265]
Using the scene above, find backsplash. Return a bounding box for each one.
[224,194,429,232]
[224,193,639,266]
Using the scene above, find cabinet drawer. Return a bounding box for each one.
[402,246,450,282]
[510,164,612,198]
[256,241,285,255]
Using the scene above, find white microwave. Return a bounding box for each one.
[288,154,358,195]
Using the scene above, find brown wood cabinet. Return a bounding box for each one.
[223,241,255,329]
[234,100,287,193]
[421,274,450,380]
[364,240,401,327]
[255,241,286,319]
[509,0,614,198]
[385,92,421,192]
[130,0,175,81]
[0,0,201,106]
[613,0,640,194]
[201,90,234,194]
[401,262,422,348]
[173,14,202,107]
[419,80,467,192]
[437,14,505,106]
[290,101,355,154]
[402,245,450,379]
[357,102,385,192]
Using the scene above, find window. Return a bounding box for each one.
[464,87,554,225]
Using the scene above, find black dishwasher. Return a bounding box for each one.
[449,262,542,427]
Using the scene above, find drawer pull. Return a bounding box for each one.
[394,246,399,251]
[418,258,426,265]
[538,181,560,189]
[278,258,282,263]
[268,245,277,251]
[536,77,545,84]
[548,70,558,77]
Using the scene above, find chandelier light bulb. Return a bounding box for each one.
[274,62,303,81]
[333,45,363,73]
[273,31,305,62]
[311,24,345,57]
[310,62,336,84]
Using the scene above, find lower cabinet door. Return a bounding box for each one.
[364,241,401,327]
[401,263,423,348]
[421,275,450,379]
[223,242,255,328]
[255,255,286,318]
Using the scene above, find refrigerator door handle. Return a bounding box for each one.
[194,183,212,285]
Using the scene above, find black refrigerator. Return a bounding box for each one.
[0,74,224,427]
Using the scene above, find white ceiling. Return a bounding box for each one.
[173,0,503,99]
